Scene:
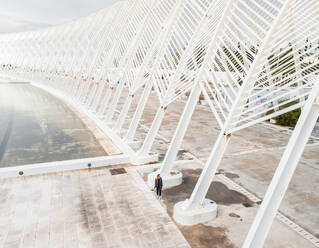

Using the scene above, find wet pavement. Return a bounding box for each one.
[0,83,106,167]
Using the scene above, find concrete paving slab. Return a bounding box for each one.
[0,167,190,248]
[140,161,317,248]
[1,84,318,248]
[128,92,319,247]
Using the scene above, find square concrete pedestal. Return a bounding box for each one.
[147,169,183,188]
[173,199,218,225]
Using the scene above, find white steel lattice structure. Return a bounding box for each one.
[0,0,318,247]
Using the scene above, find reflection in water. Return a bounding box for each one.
[0,83,106,167]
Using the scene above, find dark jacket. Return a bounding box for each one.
[155,177,163,189]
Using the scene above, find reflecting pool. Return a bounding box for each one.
[0,82,106,167]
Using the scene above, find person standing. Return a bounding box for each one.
[154,174,163,199]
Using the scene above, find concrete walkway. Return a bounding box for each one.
[0,167,189,248]
[0,86,318,248]
[116,90,319,247]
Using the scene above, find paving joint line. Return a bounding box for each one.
[117,104,319,246]
[216,174,319,247]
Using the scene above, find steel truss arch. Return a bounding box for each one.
[0,1,318,247]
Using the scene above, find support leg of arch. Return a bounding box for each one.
[70,78,81,97]
[173,130,231,225]
[97,86,112,116]
[147,83,201,188]
[243,86,319,248]
[80,80,92,103]
[113,94,133,132]
[91,83,105,112]
[124,81,152,142]
[131,105,166,164]
[86,83,97,107]
[74,80,84,99]
[105,81,124,123]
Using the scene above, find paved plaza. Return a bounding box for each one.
[0,86,318,248]
[0,167,189,248]
[121,89,319,247]
[1,0,319,247]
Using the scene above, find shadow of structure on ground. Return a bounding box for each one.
[162,169,253,248]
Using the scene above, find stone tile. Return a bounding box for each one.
[0,159,188,248]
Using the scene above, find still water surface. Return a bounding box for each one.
[0,83,106,167]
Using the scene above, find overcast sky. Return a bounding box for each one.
[0,0,118,33]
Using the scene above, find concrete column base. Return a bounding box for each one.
[173,199,217,225]
[147,170,183,188]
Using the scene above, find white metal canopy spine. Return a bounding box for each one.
[94,0,153,123]
[175,0,285,211]
[119,0,188,152]
[158,0,230,177]
[138,0,216,157]
[102,0,158,124]
[85,18,117,110]
[90,2,130,114]
[0,3,318,247]
[229,0,319,134]
[243,82,319,248]
[72,9,119,104]
[122,0,184,142]
[62,11,107,95]
[111,0,171,133]
[72,15,108,101]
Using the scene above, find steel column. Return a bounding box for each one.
[160,83,202,175]
[243,85,319,248]
[125,81,153,142]
[138,105,166,156]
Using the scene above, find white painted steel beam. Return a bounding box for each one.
[243,83,319,248]
[1,2,319,247]
[0,154,130,179]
